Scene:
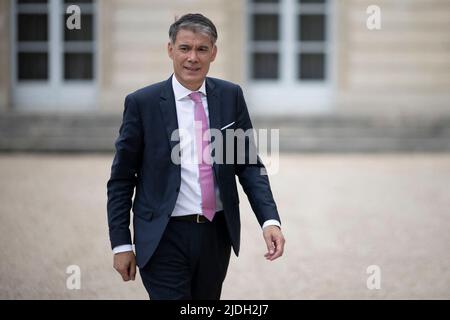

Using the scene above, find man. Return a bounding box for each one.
[107,13,285,300]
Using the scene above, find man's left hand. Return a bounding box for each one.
[263,225,285,261]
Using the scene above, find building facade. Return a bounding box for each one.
[1,0,450,151]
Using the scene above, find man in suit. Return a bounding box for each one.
[107,13,285,300]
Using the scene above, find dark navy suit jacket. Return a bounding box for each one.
[107,75,280,267]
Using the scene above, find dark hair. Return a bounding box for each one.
[169,13,218,45]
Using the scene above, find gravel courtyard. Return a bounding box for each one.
[0,153,449,299]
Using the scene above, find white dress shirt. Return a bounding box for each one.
[113,75,280,254]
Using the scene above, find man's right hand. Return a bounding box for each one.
[113,251,136,281]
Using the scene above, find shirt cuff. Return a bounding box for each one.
[262,219,281,229]
[112,244,134,254]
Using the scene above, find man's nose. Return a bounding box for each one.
[187,50,199,62]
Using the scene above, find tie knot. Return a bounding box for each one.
[189,92,202,104]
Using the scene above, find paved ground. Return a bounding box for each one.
[0,153,449,299]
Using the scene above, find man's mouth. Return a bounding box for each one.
[184,66,201,72]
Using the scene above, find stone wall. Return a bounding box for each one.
[336,0,450,117]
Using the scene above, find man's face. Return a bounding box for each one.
[168,29,217,91]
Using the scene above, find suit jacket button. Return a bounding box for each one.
[176,187,180,193]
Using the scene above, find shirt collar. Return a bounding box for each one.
[172,74,207,101]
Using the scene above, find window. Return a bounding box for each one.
[246,0,333,113]
[63,0,95,80]
[16,0,49,81]
[249,0,329,81]
[249,0,280,80]
[12,0,97,110]
[297,0,328,80]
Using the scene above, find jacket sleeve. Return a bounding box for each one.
[234,86,281,227]
[107,94,143,249]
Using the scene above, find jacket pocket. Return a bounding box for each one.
[133,208,154,221]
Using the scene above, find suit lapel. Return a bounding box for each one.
[159,76,180,151]
[206,77,221,132]
[206,77,222,177]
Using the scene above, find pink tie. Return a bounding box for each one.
[189,92,216,221]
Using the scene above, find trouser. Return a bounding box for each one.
[139,211,231,300]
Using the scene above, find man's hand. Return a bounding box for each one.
[263,225,285,261]
[113,251,136,281]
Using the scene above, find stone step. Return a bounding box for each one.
[1,112,449,152]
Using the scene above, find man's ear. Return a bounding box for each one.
[210,45,218,62]
[167,42,174,60]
